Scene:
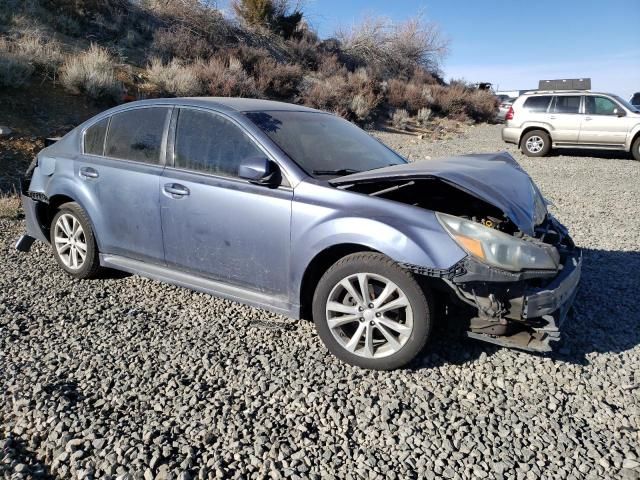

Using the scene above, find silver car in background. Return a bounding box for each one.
[502,90,640,160]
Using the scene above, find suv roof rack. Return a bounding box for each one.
[524,89,592,94]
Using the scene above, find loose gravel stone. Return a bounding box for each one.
[1,124,639,479]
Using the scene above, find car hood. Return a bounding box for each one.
[329,152,544,236]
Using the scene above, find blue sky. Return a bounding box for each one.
[281,0,640,97]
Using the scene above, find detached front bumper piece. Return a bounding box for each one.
[460,248,582,353]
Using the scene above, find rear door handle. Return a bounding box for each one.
[549,115,557,120]
[79,166,99,179]
[164,183,190,197]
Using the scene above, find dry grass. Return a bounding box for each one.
[60,44,121,101]
[254,58,302,98]
[390,108,410,130]
[430,83,497,122]
[0,194,21,220]
[146,58,202,96]
[195,55,259,97]
[0,31,63,87]
[301,67,380,121]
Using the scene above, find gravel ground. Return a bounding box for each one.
[1,124,639,479]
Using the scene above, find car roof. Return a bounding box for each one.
[107,97,323,114]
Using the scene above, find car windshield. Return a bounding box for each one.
[245,111,406,177]
[612,95,640,113]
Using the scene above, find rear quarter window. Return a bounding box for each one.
[523,96,551,113]
[84,117,109,156]
[104,107,170,164]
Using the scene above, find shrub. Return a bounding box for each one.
[233,0,303,39]
[195,55,259,97]
[254,58,302,98]
[146,58,202,96]
[0,37,33,87]
[416,107,432,125]
[301,67,379,122]
[0,53,34,87]
[391,109,410,130]
[336,15,448,78]
[60,44,121,100]
[385,77,431,113]
[151,26,214,62]
[429,83,497,122]
[14,32,64,74]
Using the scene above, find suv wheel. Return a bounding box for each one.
[521,130,551,157]
[50,202,101,279]
[312,252,432,370]
[632,136,640,161]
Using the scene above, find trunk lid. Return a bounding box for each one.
[330,152,542,235]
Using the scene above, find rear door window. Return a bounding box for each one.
[104,107,170,164]
[523,96,551,112]
[552,96,581,114]
[84,117,109,156]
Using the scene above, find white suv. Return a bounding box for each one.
[502,91,640,160]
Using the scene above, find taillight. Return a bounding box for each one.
[505,106,514,120]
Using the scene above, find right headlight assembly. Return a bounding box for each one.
[436,212,559,272]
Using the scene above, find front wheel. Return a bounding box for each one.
[312,252,432,370]
[50,202,101,279]
[632,136,640,161]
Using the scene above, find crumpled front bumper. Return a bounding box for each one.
[449,247,582,353]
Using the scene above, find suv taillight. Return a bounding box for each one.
[505,106,514,121]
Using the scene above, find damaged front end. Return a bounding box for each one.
[332,153,581,352]
[441,215,581,352]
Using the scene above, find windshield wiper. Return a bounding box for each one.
[312,168,361,176]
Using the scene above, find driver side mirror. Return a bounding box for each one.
[614,107,626,117]
[238,156,280,187]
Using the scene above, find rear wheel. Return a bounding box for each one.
[50,202,100,279]
[312,252,432,370]
[521,130,551,157]
[632,136,640,161]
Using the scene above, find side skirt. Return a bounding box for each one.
[552,142,626,150]
[99,254,300,319]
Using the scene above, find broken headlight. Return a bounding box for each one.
[436,212,558,272]
[532,183,548,226]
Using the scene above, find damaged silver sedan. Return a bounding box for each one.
[16,98,581,370]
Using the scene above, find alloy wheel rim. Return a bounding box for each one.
[526,136,544,153]
[54,213,87,270]
[326,273,414,359]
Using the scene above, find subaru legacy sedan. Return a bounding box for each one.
[17,98,581,370]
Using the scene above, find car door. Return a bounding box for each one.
[77,106,171,263]
[547,95,582,143]
[160,107,292,296]
[580,95,630,145]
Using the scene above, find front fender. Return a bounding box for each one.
[290,182,467,299]
[626,124,640,151]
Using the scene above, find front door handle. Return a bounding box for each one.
[584,116,592,121]
[79,166,99,179]
[164,183,190,197]
[549,115,557,120]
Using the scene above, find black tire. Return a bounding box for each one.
[521,129,551,157]
[50,202,101,279]
[312,252,432,370]
[632,136,640,161]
